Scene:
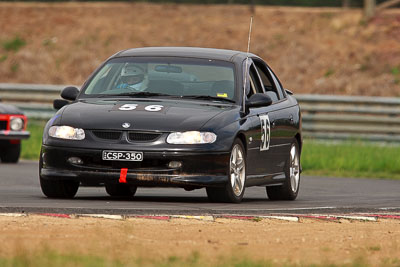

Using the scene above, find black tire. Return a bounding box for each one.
[266,139,300,201]
[39,153,79,199]
[206,187,226,203]
[105,184,137,197]
[0,143,21,163]
[40,176,79,198]
[206,138,246,203]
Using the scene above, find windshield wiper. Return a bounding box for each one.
[182,95,236,103]
[115,92,171,97]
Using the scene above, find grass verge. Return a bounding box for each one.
[0,249,395,267]
[301,140,400,180]
[21,119,46,160]
[21,120,400,180]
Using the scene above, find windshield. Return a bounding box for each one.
[82,57,236,102]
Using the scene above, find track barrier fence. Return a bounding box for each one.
[1,83,399,142]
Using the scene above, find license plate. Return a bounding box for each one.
[102,150,143,161]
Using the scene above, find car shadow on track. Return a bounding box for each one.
[70,195,269,203]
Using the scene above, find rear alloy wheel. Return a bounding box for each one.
[40,176,79,199]
[0,143,21,163]
[266,140,300,200]
[206,139,246,203]
[105,184,137,197]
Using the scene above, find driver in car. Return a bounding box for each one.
[116,63,149,91]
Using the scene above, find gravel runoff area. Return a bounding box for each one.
[0,213,399,266]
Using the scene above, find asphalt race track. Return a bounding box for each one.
[0,160,399,215]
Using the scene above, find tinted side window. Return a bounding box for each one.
[267,67,285,99]
[246,63,264,98]
[256,65,272,87]
[254,61,281,102]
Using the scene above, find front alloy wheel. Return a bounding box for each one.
[230,142,246,197]
[288,143,300,193]
[206,139,246,203]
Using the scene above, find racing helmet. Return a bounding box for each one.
[121,63,147,86]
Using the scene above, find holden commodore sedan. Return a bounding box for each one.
[40,47,302,203]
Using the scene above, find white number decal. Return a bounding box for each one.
[144,105,164,112]
[119,104,138,111]
[117,104,164,112]
[259,114,270,151]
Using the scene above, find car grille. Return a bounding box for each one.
[0,120,7,130]
[128,132,161,142]
[91,130,162,142]
[92,131,121,140]
[80,156,171,171]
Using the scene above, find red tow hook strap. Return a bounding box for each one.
[119,168,128,183]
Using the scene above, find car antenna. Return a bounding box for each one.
[243,16,253,113]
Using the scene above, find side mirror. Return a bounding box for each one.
[53,99,69,110]
[61,86,79,101]
[285,89,293,95]
[247,93,272,108]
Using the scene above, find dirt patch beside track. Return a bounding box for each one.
[0,215,399,265]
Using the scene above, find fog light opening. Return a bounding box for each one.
[168,161,182,168]
[68,157,83,165]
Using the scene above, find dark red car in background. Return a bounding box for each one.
[0,103,30,163]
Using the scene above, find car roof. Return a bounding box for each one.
[114,47,256,62]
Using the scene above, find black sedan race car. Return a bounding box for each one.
[40,47,302,203]
[0,103,30,163]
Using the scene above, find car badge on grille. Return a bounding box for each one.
[122,122,131,129]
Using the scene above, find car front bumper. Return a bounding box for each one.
[0,130,30,140]
[40,145,230,188]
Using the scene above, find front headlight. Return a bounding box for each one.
[166,131,217,144]
[10,117,24,131]
[49,126,85,140]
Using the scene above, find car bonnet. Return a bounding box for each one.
[58,99,234,132]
